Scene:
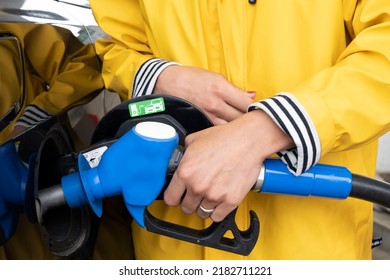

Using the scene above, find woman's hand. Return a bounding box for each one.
[154,65,255,125]
[164,110,294,222]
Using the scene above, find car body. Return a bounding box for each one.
[0,0,121,144]
[0,0,112,257]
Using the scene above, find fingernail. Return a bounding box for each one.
[247,91,256,98]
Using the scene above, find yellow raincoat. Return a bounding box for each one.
[90,0,390,259]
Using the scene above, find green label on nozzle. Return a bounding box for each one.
[128,97,166,117]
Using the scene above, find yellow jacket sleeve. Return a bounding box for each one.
[250,0,390,174]
[90,0,179,100]
[295,0,390,155]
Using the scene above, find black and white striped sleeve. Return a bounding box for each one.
[248,92,321,175]
[15,104,52,128]
[131,58,180,98]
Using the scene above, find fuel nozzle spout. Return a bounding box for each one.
[60,121,179,226]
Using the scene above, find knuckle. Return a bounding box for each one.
[191,181,209,196]
[206,101,220,114]
[224,196,240,209]
[213,73,227,85]
[203,193,220,204]
[175,163,193,181]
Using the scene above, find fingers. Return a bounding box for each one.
[211,117,228,126]
[165,169,211,217]
[210,88,255,124]
[197,204,216,219]
[215,102,246,123]
[196,194,220,219]
[180,188,202,214]
[155,65,255,124]
[165,175,234,222]
[196,199,237,222]
[164,170,222,220]
[208,201,237,222]
[246,91,256,99]
[223,86,255,112]
[164,171,186,207]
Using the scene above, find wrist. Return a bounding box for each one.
[242,110,294,160]
[154,65,182,94]
[249,93,321,175]
[132,58,180,98]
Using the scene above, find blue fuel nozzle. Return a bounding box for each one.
[61,121,179,227]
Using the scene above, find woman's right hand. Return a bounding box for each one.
[154,65,255,125]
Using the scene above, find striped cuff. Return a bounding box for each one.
[248,92,321,175]
[132,58,180,98]
[15,104,52,128]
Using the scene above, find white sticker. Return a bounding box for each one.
[82,146,108,168]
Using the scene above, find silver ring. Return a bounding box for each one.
[198,205,215,214]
